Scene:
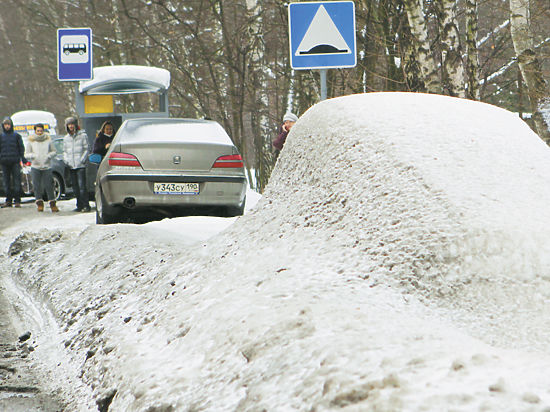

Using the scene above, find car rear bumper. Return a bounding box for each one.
[100,173,247,207]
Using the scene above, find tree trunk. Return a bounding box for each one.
[245,0,272,191]
[402,0,441,93]
[435,0,465,97]
[357,0,380,92]
[400,13,425,92]
[464,0,481,100]
[509,0,550,143]
[111,0,127,65]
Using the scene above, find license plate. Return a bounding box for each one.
[153,182,199,195]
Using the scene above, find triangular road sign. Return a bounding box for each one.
[295,5,351,56]
[288,1,356,70]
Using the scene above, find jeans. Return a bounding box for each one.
[69,168,89,210]
[30,168,55,201]
[1,162,22,203]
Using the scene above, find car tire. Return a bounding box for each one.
[51,173,64,201]
[21,172,33,196]
[95,185,119,224]
[223,196,246,217]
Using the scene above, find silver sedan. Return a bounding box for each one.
[95,118,247,224]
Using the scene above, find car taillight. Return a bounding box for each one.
[108,152,141,167]
[212,154,244,168]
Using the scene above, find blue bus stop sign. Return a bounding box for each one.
[57,28,93,81]
[289,1,356,70]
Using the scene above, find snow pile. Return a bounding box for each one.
[6,92,550,411]
[79,65,171,94]
[272,92,550,291]
[540,97,550,132]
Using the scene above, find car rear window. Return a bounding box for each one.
[120,120,232,145]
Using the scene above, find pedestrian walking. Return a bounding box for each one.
[63,116,91,212]
[272,112,298,159]
[25,123,59,212]
[0,117,25,208]
[92,121,115,158]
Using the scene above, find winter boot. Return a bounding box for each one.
[1,201,12,208]
[36,200,44,212]
[50,201,59,213]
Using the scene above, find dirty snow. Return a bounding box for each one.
[2,92,550,411]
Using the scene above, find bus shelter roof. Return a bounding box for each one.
[79,65,170,95]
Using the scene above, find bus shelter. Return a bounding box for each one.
[75,65,171,192]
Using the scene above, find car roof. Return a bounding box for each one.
[124,117,214,126]
[11,110,57,127]
[118,118,234,145]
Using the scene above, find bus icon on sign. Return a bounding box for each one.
[63,43,86,55]
[60,35,89,64]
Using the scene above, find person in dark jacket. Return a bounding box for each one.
[272,112,298,160]
[0,117,25,207]
[92,121,115,158]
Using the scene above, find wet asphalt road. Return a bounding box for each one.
[0,200,72,411]
[0,285,65,411]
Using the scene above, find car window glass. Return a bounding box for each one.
[121,121,231,144]
[53,139,64,155]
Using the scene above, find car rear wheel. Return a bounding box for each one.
[223,196,246,217]
[51,173,64,201]
[95,185,119,224]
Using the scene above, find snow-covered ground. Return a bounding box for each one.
[2,92,550,411]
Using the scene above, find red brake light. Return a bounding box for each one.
[212,154,244,168]
[108,152,141,167]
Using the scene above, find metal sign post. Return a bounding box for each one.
[320,69,328,100]
[288,1,356,100]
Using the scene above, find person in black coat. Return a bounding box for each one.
[0,117,25,207]
[92,121,115,158]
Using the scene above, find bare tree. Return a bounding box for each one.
[402,0,441,93]
[509,0,550,142]
[465,0,481,100]
[3,0,550,184]
[434,0,466,97]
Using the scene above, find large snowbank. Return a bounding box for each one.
[4,92,550,411]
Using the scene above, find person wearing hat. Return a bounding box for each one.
[0,117,25,208]
[63,116,91,212]
[272,112,298,159]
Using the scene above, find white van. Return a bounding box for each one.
[12,110,58,139]
[3,110,69,200]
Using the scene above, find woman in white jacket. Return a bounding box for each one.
[25,123,59,212]
[63,116,90,212]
